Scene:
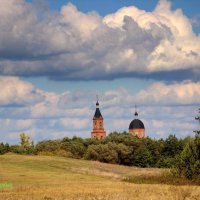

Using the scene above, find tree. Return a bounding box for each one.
[20,133,31,148]
[0,143,9,155]
[144,137,163,165]
[84,143,119,164]
[162,135,183,157]
[68,141,86,158]
[19,133,34,154]
[173,109,200,180]
[174,135,200,180]
[35,140,62,153]
[115,143,132,165]
[133,145,153,167]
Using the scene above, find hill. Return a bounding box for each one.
[0,154,199,200]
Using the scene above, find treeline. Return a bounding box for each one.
[0,132,194,167]
[0,132,199,181]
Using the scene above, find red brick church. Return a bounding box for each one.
[91,100,106,139]
[91,101,145,139]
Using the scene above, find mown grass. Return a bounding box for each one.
[0,154,200,200]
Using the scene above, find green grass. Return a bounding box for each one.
[0,154,200,200]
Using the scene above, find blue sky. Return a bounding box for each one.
[0,0,199,143]
[29,0,200,19]
[28,0,200,32]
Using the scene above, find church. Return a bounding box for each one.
[91,101,145,139]
[91,100,107,139]
[129,108,145,138]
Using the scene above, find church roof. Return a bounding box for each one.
[129,105,144,129]
[129,119,145,129]
[93,101,102,118]
[94,108,102,118]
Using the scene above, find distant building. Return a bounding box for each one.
[129,107,145,138]
[91,100,106,139]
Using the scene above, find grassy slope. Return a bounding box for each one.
[0,154,199,200]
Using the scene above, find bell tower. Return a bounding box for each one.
[91,98,106,139]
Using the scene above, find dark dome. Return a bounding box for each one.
[129,119,145,129]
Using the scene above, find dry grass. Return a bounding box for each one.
[0,154,200,200]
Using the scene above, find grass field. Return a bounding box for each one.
[0,154,199,200]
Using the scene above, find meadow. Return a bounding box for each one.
[0,154,199,200]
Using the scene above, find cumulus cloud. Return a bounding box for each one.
[136,81,200,105]
[0,0,199,81]
[0,77,199,142]
[0,76,44,106]
[99,81,200,109]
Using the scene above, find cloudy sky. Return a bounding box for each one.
[0,0,199,144]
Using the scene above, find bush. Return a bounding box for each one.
[156,156,176,168]
[173,135,200,181]
[1,131,198,171]
[133,145,153,167]
[162,135,183,157]
[37,150,72,157]
[0,143,9,155]
[35,140,62,153]
[84,143,119,164]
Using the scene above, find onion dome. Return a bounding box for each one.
[129,105,145,129]
[129,119,145,129]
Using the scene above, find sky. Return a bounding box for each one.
[0,0,199,144]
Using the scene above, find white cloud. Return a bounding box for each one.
[0,0,199,80]
[61,3,101,40]
[60,118,89,130]
[0,118,34,132]
[136,81,200,105]
[0,77,199,142]
[104,0,200,73]
[0,76,44,106]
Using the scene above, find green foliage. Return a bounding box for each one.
[35,140,62,153]
[162,135,183,157]
[65,141,86,159]
[144,138,163,165]
[116,143,132,165]
[84,143,119,164]
[173,134,200,180]
[19,133,35,154]
[133,145,153,167]
[0,130,198,182]
[0,143,9,154]
[20,133,31,147]
[171,109,200,181]
[61,137,87,158]
[156,156,177,168]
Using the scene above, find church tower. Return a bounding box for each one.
[91,100,106,139]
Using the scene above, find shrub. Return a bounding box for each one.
[0,143,9,155]
[173,135,200,181]
[133,145,153,167]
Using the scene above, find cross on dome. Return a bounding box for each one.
[135,105,138,117]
